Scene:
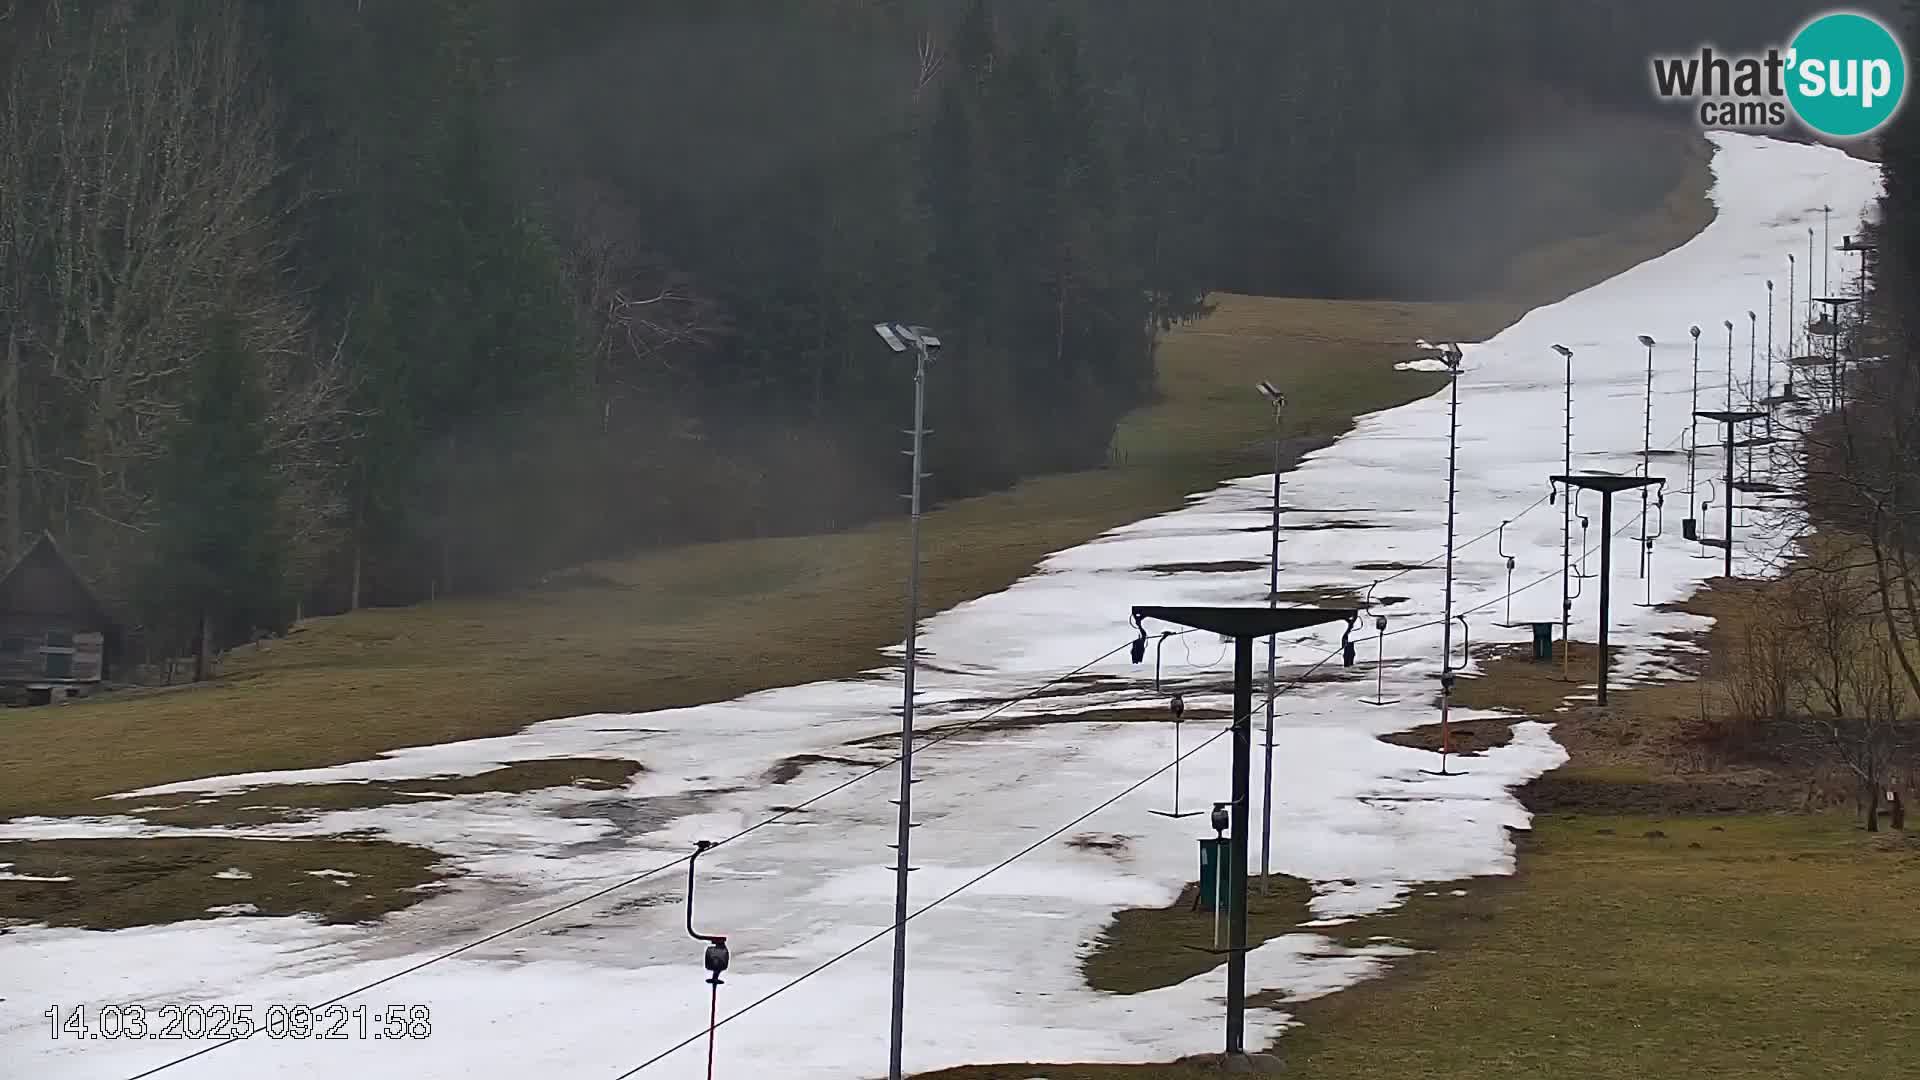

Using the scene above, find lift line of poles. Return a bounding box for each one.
[666,220,1865,1072]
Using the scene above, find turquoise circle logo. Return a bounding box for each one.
[1787,11,1907,137]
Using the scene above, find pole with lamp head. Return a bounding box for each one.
[1254,380,1285,894]
[1433,343,1464,774]
[1684,326,1703,555]
[873,321,941,1080]
[1787,254,1797,363]
[1747,311,1759,482]
[1637,334,1656,582]
[1552,344,1575,680]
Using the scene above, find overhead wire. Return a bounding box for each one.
[117,633,1171,1080]
[606,380,1788,1073]
[604,644,1349,1078]
[126,409,1716,1080]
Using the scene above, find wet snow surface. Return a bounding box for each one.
[2,134,1880,1078]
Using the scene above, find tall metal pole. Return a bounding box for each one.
[886,338,929,1080]
[1260,401,1281,895]
[1746,311,1758,480]
[1688,328,1701,523]
[1788,254,1797,362]
[1438,350,1461,763]
[1226,637,1254,1056]
[1823,205,1832,297]
[1725,321,1735,414]
[1723,420,1736,580]
[1765,282,1775,401]
[1597,492,1613,706]
[1638,336,1654,580]
[1559,347,1574,681]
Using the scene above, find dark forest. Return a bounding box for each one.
[0,0,1890,661]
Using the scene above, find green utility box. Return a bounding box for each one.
[1197,837,1230,913]
[1532,622,1555,662]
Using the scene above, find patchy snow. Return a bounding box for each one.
[212,868,253,881]
[0,134,1880,1079]
[305,869,359,886]
[0,863,73,883]
[204,904,260,917]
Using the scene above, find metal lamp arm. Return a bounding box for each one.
[687,841,725,945]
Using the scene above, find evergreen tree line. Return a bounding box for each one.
[0,0,1880,671]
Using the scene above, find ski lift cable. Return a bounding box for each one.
[605,644,1350,1079]
[115,632,1173,1080]
[127,421,1706,1080]
[1367,489,1554,589]
[1381,497,1653,643]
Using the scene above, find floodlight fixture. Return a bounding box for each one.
[873,323,907,353]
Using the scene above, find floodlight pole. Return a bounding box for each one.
[875,322,938,1080]
[1687,327,1701,541]
[1724,320,1735,414]
[1553,345,1574,680]
[1809,228,1817,323]
[1438,346,1463,768]
[1553,475,1664,705]
[1638,335,1655,580]
[1265,405,1280,892]
[1131,605,1355,1065]
[1765,281,1776,436]
[1787,254,1797,365]
[1254,382,1285,894]
[1822,205,1832,297]
[1746,312,1758,480]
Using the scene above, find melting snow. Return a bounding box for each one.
[0,134,1880,1079]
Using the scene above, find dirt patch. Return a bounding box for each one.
[1270,587,1364,607]
[762,753,879,786]
[1066,832,1134,856]
[849,704,1235,748]
[1353,561,1437,572]
[0,836,445,931]
[130,758,644,828]
[1287,520,1388,531]
[1379,718,1516,757]
[1141,561,1267,574]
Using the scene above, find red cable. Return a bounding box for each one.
[705,982,719,1080]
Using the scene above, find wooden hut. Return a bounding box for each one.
[0,533,116,702]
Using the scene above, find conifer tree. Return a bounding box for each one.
[143,316,289,680]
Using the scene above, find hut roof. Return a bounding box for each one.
[0,532,116,628]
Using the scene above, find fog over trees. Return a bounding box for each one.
[0,0,1882,666]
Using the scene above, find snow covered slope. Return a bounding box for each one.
[1,133,1881,1080]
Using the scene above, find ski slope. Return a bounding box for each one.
[0,133,1882,1080]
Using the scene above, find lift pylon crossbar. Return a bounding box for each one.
[1130,604,1354,1065]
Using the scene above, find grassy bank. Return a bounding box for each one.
[912,552,1919,1078]
[920,811,1918,1080]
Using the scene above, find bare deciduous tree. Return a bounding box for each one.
[0,3,343,600]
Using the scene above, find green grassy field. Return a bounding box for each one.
[918,811,1920,1080]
